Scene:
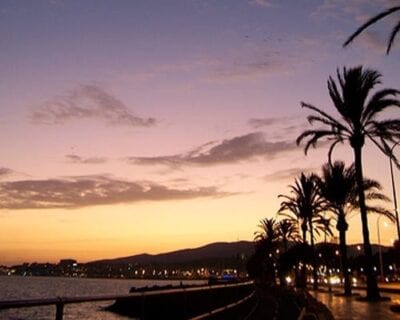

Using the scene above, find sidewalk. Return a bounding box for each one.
[310,290,400,320]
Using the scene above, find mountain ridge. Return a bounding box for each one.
[86,241,390,266]
[87,241,254,266]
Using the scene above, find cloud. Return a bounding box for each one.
[0,167,14,179]
[248,117,309,141]
[128,132,296,167]
[0,175,229,210]
[264,167,319,182]
[356,30,388,53]
[206,35,329,83]
[65,154,107,164]
[249,0,274,8]
[209,55,289,82]
[312,0,395,23]
[30,85,156,127]
[248,117,287,128]
[48,0,64,5]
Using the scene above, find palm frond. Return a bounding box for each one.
[297,130,338,155]
[343,6,400,50]
[387,19,400,54]
[301,102,348,132]
[363,88,400,122]
[365,206,396,223]
[277,211,298,221]
[369,119,400,129]
[327,138,343,166]
[307,115,343,128]
[365,192,390,202]
[363,98,400,123]
[328,76,345,115]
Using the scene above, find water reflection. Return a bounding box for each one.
[311,291,400,320]
[0,276,204,320]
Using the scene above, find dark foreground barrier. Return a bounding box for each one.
[107,281,255,320]
[0,281,254,320]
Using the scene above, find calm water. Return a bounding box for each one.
[0,276,205,320]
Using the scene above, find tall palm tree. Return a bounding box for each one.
[297,66,400,300]
[317,161,394,296]
[278,173,328,290]
[343,6,400,54]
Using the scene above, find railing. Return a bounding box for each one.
[0,281,253,320]
[188,291,255,320]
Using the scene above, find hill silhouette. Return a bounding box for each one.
[86,241,389,268]
[87,241,254,266]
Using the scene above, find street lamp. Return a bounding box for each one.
[377,216,389,281]
[389,141,400,241]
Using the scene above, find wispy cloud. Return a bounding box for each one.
[264,167,319,182]
[48,0,64,5]
[30,84,156,127]
[0,167,14,179]
[312,0,395,23]
[249,0,274,8]
[209,54,289,82]
[248,116,309,141]
[65,154,107,165]
[248,117,288,128]
[128,132,296,167]
[0,175,230,210]
[206,34,329,83]
[357,30,388,53]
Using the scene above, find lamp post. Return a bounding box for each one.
[377,215,387,281]
[389,141,400,241]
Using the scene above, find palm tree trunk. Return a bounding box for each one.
[283,237,288,253]
[298,222,307,288]
[337,211,351,296]
[279,236,288,287]
[308,217,318,290]
[302,222,307,243]
[353,146,380,299]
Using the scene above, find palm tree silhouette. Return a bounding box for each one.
[277,219,300,253]
[253,218,280,285]
[276,218,300,286]
[317,161,393,296]
[343,6,400,54]
[254,217,280,244]
[297,66,400,300]
[278,173,329,290]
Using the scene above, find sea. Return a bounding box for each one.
[0,276,205,320]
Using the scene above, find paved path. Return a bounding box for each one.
[310,290,400,320]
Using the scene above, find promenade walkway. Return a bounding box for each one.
[310,289,400,320]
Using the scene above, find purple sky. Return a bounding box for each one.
[1,0,400,265]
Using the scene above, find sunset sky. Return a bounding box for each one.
[1,0,400,265]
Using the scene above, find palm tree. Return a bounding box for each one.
[254,217,280,244]
[253,218,280,285]
[317,161,394,296]
[343,6,400,54]
[276,218,300,287]
[277,219,300,253]
[297,65,400,300]
[278,173,328,290]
